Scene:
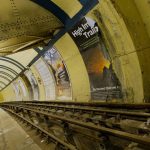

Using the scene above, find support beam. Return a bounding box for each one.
[0,65,18,76]
[28,0,99,67]
[34,47,41,54]
[2,56,25,70]
[0,71,14,80]
[0,81,6,86]
[0,75,11,82]
[31,0,70,24]
[0,68,27,92]
[0,58,24,71]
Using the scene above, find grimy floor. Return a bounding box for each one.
[0,108,41,150]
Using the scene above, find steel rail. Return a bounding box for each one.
[8,101,150,109]
[16,104,150,133]
[16,103,150,121]
[2,105,150,147]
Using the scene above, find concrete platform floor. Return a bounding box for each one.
[0,108,42,150]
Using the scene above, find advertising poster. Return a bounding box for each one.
[69,17,122,100]
[12,79,26,101]
[43,47,72,100]
[18,79,27,97]
[12,81,22,101]
[24,70,39,100]
[35,59,56,100]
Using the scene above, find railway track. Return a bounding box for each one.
[0,101,150,150]
[4,107,77,150]
[4,101,150,110]
[5,101,150,121]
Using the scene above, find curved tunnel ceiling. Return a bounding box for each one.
[0,49,38,91]
[0,0,94,55]
[0,0,63,55]
[0,0,98,91]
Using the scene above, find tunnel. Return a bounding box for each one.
[0,0,150,149]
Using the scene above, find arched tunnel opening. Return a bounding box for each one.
[0,0,150,150]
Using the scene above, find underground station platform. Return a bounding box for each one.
[0,0,150,150]
[0,108,41,150]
